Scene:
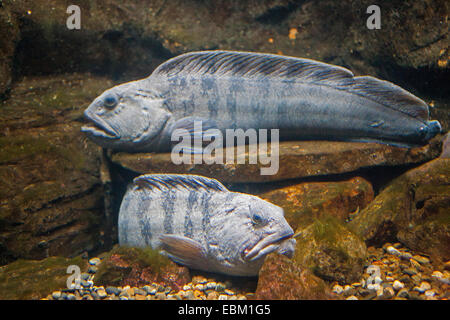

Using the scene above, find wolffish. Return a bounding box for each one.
[118,174,296,276]
[82,50,441,151]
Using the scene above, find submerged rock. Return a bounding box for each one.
[293,216,368,284]
[0,255,84,300]
[0,74,112,264]
[111,139,441,183]
[255,253,336,300]
[348,157,450,262]
[94,245,191,292]
[259,177,374,229]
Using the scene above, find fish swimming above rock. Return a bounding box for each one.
[118,174,296,276]
[82,50,442,151]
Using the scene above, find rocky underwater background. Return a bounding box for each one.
[0,0,449,300]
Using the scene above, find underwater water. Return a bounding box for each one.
[0,0,449,302]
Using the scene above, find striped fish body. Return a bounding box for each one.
[82,50,442,151]
[118,174,296,276]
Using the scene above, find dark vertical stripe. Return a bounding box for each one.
[184,191,198,238]
[162,188,176,234]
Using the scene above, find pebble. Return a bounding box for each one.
[106,286,121,296]
[383,286,395,299]
[414,281,431,293]
[386,246,400,256]
[89,257,101,266]
[346,295,358,300]
[97,289,107,299]
[392,280,404,291]
[397,288,410,298]
[332,284,344,295]
[218,294,228,300]
[400,252,413,260]
[425,289,436,297]
[402,268,418,276]
[412,255,430,265]
[52,291,61,299]
[88,266,98,274]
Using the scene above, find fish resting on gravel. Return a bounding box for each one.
[118,174,296,276]
[81,50,442,151]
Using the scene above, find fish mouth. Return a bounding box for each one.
[242,231,295,262]
[81,117,119,140]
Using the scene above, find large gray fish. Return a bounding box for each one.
[118,174,296,276]
[82,50,442,151]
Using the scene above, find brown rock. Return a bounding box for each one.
[111,139,441,183]
[0,74,113,264]
[259,177,374,229]
[94,245,191,292]
[293,216,367,284]
[348,157,450,261]
[0,255,85,300]
[255,253,336,300]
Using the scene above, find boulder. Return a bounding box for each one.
[293,216,368,284]
[348,157,450,261]
[0,255,85,300]
[111,139,441,183]
[94,245,191,291]
[259,177,374,230]
[0,74,112,265]
[255,253,336,300]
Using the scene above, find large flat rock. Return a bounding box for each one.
[111,139,442,183]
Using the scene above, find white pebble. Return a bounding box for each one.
[386,246,400,256]
[392,280,404,290]
[218,294,228,300]
[332,284,344,295]
[346,295,358,300]
[425,290,436,297]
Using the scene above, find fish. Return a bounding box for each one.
[81,50,442,151]
[118,173,296,276]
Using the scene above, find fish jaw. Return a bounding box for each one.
[81,110,120,141]
[243,230,295,262]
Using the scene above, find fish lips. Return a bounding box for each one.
[243,231,295,262]
[81,113,119,140]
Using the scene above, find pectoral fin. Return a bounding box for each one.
[159,234,210,270]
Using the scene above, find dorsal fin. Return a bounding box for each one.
[152,50,430,120]
[337,76,429,120]
[152,50,354,84]
[133,174,228,193]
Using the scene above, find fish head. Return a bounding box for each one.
[419,120,442,143]
[216,195,296,266]
[81,81,171,150]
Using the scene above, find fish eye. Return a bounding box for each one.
[103,94,118,109]
[251,213,264,225]
[419,126,428,138]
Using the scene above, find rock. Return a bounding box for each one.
[412,255,430,265]
[258,177,374,229]
[419,281,432,292]
[293,216,367,284]
[93,245,190,292]
[400,252,413,260]
[105,286,121,296]
[89,258,101,266]
[255,253,336,300]
[0,74,113,265]
[0,255,84,299]
[346,295,358,300]
[403,268,418,276]
[383,286,395,299]
[348,157,450,261]
[392,280,405,291]
[332,284,344,295]
[111,139,440,183]
[386,246,401,256]
[96,289,107,299]
[397,288,410,298]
